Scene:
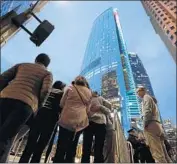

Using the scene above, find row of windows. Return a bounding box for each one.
[81,9,120,68]
[84,62,118,80]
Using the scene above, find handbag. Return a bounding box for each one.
[73,85,87,106]
[73,85,89,129]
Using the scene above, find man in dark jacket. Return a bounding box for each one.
[127,129,140,163]
[19,81,65,163]
[0,53,53,162]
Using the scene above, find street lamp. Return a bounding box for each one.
[11,1,54,46]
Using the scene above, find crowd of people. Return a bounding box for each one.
[0,53,174,163]
[0,53,116,163]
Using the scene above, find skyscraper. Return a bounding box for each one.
[1,1,36,17]
[141,1,177,63]
[128,52,154,96]
[129,52,164,129]
[80,8,140,134]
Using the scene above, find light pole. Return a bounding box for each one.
[0,1,54,47]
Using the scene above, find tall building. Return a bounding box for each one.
[129,52,165,128]
[1,1,36,17]
[80,8,140,134]
[141,1,177,63]
[128,52,154,96]
[0,1,49,47]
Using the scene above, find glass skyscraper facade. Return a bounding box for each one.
[129,52,164,127]
[1,0,36,17]
[128,52,154,97]
[80,8,140,135]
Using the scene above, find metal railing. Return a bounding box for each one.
[9,112,134,163]
[114,112,134,163]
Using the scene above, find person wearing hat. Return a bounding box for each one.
[136,86,168,163]
[19,81,66,163]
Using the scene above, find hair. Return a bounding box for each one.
[53,81,66,90]
[92,91,98,95]
[136,86,146,93]
[35,53,50,67]
[151,96,157,104]
[85,81,90,89]
[74,76,88,87]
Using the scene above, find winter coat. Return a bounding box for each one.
[59,84,92,132]
[142,94,161,127]
[89,95,112,125]
[0,63,52,112]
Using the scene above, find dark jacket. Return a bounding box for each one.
[43,88,63,114]
[127,134,140,150]
[0,63,53,112]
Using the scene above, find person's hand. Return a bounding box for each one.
[109,116,113,124]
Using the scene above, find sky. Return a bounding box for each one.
[1,1,176,124]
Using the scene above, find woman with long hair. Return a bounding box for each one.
[53,76,92,163]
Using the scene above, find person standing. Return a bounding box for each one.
[136,86,170,163]
[0,53,53,162]
[53,76,92,163]
[137,132,155,163]
[81,91,111,163]
[151,97,173,163]
[103,110,116,163]
[127,129,140,163]
[19,81,65,163]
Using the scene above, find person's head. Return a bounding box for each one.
[74,76,88,88]
[92,91,98,97]
[53,81,66,90]
[138,132,145,140]
[127,128,136,136]
[136,86,146,98]
[151,96,157,104]
[35,53,50,67]
[85,81,90,89]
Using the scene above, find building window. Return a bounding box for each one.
[157,17,160,21]
[166,21,170,24]
[170,26,175,30]
[157,10,161,13]
[163,17,167,21]
[160,21,162,24]
[167,30,170,34]
[170,35,174,40]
